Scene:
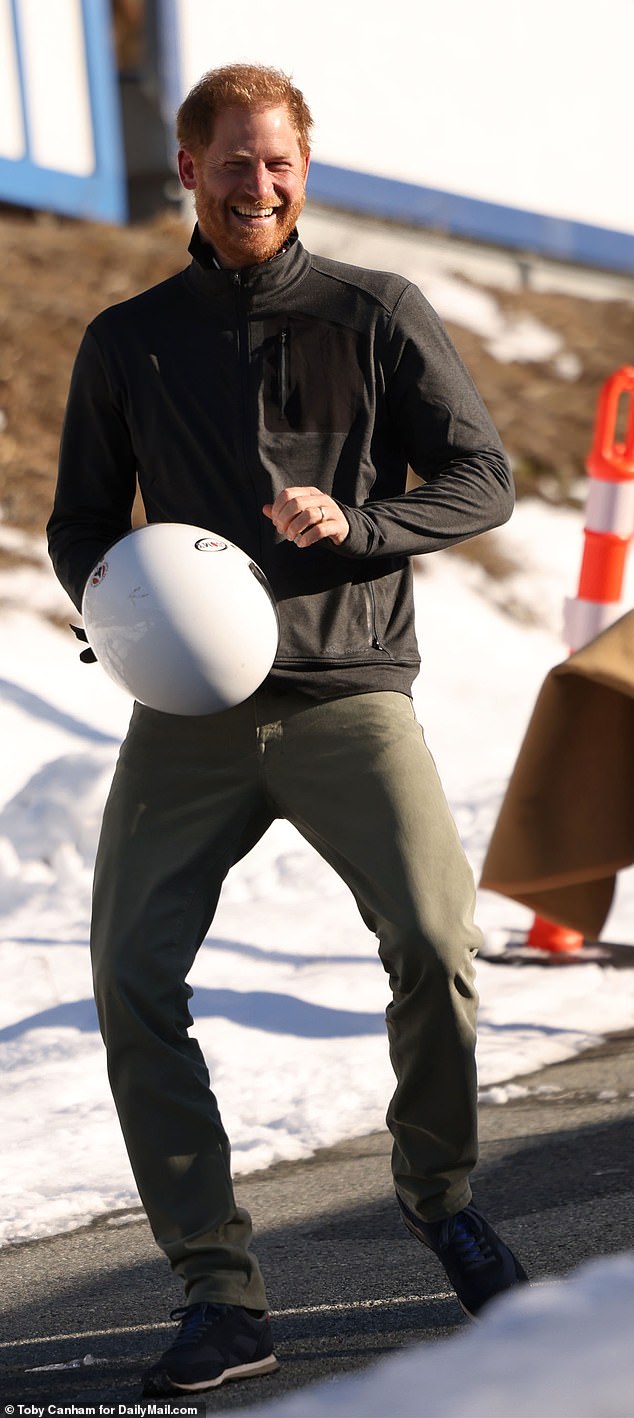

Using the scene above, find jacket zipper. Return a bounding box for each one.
[232,272,267,561]
[232,273,248,467]
[278,328,289,415]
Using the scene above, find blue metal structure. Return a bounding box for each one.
[0,0,127,222]
[307,162,634,276]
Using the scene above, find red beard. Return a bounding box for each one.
[194,188,306,268]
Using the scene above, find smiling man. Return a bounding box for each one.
[47,63,526,1399]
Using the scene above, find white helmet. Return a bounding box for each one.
[81,523,279,715]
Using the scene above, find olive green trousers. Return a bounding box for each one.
[91,688,481,1308]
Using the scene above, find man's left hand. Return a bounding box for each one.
[263,488,349,547]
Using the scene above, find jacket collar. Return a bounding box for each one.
[185,222,311,309]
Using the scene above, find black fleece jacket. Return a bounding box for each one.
[47,226,514,699]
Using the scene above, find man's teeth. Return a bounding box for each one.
[233,206,275,217]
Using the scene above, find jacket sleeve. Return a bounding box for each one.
[333,281,514,560]
[47,325,138,611]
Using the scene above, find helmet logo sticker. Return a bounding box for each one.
[195,537,227,552]
[90,562,108,587]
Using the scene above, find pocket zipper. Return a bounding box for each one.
[279,328,289,415]
[364,582,390,654]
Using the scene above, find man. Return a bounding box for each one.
[47,63,526,1397]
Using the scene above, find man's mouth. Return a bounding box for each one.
[232,205,279,220]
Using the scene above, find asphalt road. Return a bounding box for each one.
[1,1028,633,1413]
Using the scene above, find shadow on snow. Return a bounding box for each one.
[0,989,387,1041]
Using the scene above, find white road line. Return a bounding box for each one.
[278,1294,454,1316]
[0,1292,456,1350]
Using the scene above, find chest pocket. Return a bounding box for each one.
[262,317,365,433]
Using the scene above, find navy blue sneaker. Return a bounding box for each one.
[398,1195,528,1318]
[141,1302,278,1394]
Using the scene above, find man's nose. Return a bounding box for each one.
[243,161,274,199]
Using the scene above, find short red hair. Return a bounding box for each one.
[176,62,313,157]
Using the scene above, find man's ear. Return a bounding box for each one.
[302,150,311,183]
[177,147,197,191]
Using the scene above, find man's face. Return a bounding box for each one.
[178,104,310,268]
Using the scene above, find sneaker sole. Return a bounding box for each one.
[146,1352,279,1393]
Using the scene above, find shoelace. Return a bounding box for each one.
[439,1214,497,1272]
[168,1303,228,1347]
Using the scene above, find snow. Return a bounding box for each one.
[240,1253,634,1418]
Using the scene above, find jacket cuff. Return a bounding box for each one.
[329,504,375,558]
